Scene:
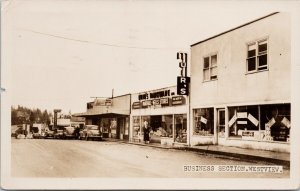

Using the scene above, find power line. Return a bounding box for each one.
[18,28,183,50]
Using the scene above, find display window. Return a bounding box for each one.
[260,104,290,142]
[150,115,173,138]
[228,105,259,138]
[193,108,214,136]
[175,114,187,143]
[228,104,290,142]
[132,116,140,137]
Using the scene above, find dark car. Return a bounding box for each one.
[79,125,102,141]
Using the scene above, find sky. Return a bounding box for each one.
[2,0,297,114]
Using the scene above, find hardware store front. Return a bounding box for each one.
[130,86,189,145]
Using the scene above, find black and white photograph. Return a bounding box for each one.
[1,0,300,190]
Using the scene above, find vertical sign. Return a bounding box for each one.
[177,52,190,95]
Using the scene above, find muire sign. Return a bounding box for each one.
[177,52,190,95]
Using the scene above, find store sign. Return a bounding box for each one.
[242,131,255,137]
[281,117,291,128]
[177,52,190,95]
[138,90,171,100]
[160,98,169,105]
[200,116,207,124]
[105,99,113,106]
[94,98,113,106]
[142,100,152,107]
[152,99,160,105]
[172,96,185,105]
[132,102,141,109]
[237,112,247,118]
[248,113,259,126]
[228,114,237,127]
[237,121,247,125]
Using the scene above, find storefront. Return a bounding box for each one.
[130,86,189,145]
[191,103,290,152]
[75,94,131,140]
[189,13,291,152]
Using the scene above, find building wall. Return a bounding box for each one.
[190,13,291,152]
[190,13,290,108]
[87,94,131,115]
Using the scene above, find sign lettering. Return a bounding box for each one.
[177,52,190,95]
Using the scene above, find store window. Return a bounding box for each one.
[228,104,290,142]
[193,108,214,136]
[150,115,173,138]
[260,104,290,142]
[132,116,140,138]
[247,39,268,73]
[203,54,218,81]
[228,106,259,138]
[175,114,187,143]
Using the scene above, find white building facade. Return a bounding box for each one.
[130,86,189,146]
[190,12,291,152]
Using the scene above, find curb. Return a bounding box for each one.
[105,139,290,168]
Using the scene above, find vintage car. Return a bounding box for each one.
[44,129,55,138]
[53,129,64,139]
[63,126,76,139]
[79,125,102,141]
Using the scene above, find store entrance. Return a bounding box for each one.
[150,115,162,130]
[150,115,162,143]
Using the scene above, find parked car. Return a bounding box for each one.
[63,126,76,139]
[53,129,64,139]
[79,125,102,141]
[45,129,55,138]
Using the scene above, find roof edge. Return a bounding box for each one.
[190,12,279,47]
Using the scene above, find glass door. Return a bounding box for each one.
[217,109,225,137]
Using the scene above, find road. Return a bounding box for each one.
[11,139,289,178]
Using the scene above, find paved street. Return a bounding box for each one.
[11,139,289,178]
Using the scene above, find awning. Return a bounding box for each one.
[73,112,129,118]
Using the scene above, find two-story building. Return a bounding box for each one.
[190,12,291,152]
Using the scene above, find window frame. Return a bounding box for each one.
[203,53,218,82]
[246,38,269,74]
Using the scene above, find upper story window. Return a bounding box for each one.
[247,39,268,73]
[203,54,217,81]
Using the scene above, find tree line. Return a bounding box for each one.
[11,105,53,125]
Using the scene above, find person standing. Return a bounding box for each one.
[143,120,151,144]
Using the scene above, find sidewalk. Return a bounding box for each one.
[103,138,290,168]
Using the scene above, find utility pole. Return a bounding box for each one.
[53,109,61,131]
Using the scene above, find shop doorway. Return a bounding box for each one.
[174,114,187,143]
[150,115,162,143]
[217,109,225,138]
[150,115,162,130]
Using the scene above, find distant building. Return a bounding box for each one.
[190,12,290,152]
[75,94,131,140]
